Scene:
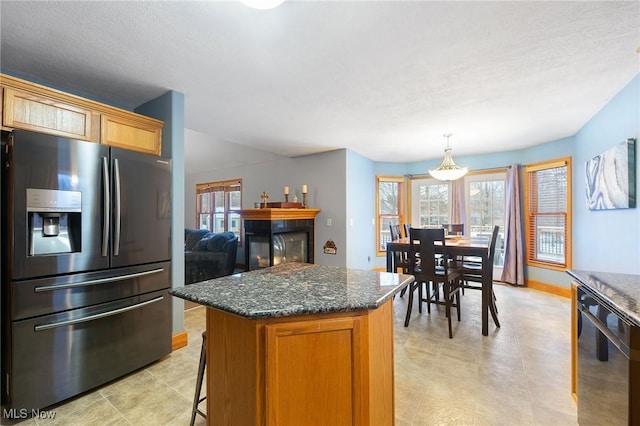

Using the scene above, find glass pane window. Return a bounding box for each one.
[195,179,243,244]
[525,159,571,269]
[229,212,241,236]
[229,190,241,211]
[213,213,225,233]
[376,176,404,255]
[214,191,225,212]
[198,214,210,231]
[198,193,211,214]
[409,178,449,229]
[379,181,400,215]
[465,174,506,267]
[379,216,399,251]
[420,182,449,227]
[535,214,565,262]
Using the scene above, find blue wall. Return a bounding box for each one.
[346,150,376,269]
[573,74,640,275]
[136,91,186,334]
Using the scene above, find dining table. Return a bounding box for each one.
[386,236,500,336]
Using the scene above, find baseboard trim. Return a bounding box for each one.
[172,331,188,351]
[526,280,571,298]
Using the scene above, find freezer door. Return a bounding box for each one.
[8,289,171,411]
[11,261,171,321]
[7,131,109,280]
[110,148,171,268]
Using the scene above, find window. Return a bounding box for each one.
[376,176,405,254]
[464,171,506,267]
[524,158,572,270]
[196,179,242,243]
[409,177,450,229]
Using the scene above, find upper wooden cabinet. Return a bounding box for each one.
[1,74,163,155]
[3,87,96,141]
[101,113,162,155]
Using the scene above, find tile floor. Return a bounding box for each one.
[1,284,577,425]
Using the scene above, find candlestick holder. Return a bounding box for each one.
[302,193,308,208]
[260,191,269,208]
[284,193,289,202]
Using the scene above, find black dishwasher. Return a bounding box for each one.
[577,285,640,425]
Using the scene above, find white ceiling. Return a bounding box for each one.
[1,1,639,170]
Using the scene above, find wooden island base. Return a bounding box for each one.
[205,299,395,426]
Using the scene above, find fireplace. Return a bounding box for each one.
[240,209,320,271]
[248,231,308,270]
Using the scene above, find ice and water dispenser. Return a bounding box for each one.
[27,188,82,256]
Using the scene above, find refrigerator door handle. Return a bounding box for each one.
[33,267,165,292]
[102,157,110,257]
[33,296,164,331]
[113,157,121,256]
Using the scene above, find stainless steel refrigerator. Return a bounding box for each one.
[1,130,172,411]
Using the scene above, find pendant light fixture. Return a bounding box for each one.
[428,134,468,181]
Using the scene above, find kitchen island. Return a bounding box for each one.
[171,262,414,426]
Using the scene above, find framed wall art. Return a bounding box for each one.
[585,138,636,210]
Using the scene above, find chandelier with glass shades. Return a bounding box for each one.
[428,134,468,181]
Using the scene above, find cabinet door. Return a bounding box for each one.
[265,316,364,426]
[2,87,94,140]
[101,113,162,155]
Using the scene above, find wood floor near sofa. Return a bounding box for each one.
[1,284,577,426]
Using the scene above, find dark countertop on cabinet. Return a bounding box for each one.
[568,269,640,327]
[170,262,414,319]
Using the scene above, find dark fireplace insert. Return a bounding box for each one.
[244,219,314,270]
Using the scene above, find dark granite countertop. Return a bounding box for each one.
[170,262,414,319]
[568,269,640,326]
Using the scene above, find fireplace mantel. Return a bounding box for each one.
[239,208,320,220]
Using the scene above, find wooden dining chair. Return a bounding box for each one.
[404,228,462,338]
[456,225,500,325]
[389,224,401,241]
[389,224,409,274]
[403,223,411,239]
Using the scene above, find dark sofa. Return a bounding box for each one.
[184,228,238,284]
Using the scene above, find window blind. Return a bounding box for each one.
[525,160,569,267]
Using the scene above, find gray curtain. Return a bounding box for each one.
[450,180,466,230]
[500,164,524,285]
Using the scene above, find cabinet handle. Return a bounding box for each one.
[102,157,110,257]
[113,158,121,256]
[34,296,164,332]
[34,268,164,292]
[580,305,628,357]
